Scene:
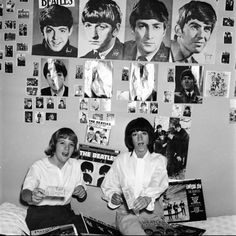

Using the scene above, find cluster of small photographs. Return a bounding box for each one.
[24,96,67,124]
[172,104,192,118]
[1,0,31,73]
[78,97,115,125]
[221,0,235,64]
[127,101,158,114]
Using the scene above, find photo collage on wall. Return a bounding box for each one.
[0,0,235,196]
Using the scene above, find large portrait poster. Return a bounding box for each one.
[77,144,120,187]
[32,0,79,57]
[170,0,218,64]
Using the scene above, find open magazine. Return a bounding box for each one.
[163,179,207,223]
[31,224,78,235]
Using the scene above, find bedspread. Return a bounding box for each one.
[0,202,30,235]
[182,215,236,235]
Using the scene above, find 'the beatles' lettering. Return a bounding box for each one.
[39,0,75,8]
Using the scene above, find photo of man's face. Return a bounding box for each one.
[177,19,213,54]
[83,22,115,52]
[46,71,65,91]
[181,75,194,91]
[43,25,72,52]
[134,19,166,55]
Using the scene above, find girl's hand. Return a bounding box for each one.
[32,188,45,204]
[73,185,86,199]
[133,196,151,212]
[111,193,123,206]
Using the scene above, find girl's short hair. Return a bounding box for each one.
[45,127,78,158]
[125,117,155,153]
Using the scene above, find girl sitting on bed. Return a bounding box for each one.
[20,127,87,233]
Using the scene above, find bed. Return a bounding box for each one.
[0,202,30,235]
[0,202,236,235]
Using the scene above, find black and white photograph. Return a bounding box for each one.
[84,60,113,98]
[0,1,236,235]
[174,65,204,104]
[170,0,218,64]
[32,0,79,57]
[153,115,191,180]
[129,62,157,101]
[124,0,172,62]
[204,70,231,97]
[78,0,126,59]
[40,58,69,97]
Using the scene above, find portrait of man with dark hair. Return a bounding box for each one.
[32,3,79,57]
[123,0,172,62]
[174,66,203,104]
[79,0,125,59]
[41,58,69,97]
[170,0,217,64]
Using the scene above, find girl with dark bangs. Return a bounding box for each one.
[101,117,169,235]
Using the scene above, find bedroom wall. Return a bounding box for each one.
[0,0,236,227]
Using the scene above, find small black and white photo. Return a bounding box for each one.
[46,97,55,109]
[24,98,32,109]
[17,9,30,19]
[221,52,230,64]
[16,53,26,66]
[25,111,33,123]
[26,87,38,96]
[5,61,13,73]
[36,97,44,109]
[75,65,84,79]
[0,3,3,16]
[224,31,233,44]
[58,98,66,109]
[6,0,15,13]
[46,112,57,121]
[4,33,16,41]
[174,65,204,104]
[223,17,234,27]
[19,23,27,36]
[17,43,29,52]
[5,45,13,57]
[121,67,129,81]
[27,78,38,86]
[4,20,16,29]
[225,0,234,11]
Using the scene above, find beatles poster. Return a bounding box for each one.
[77,144,120,187]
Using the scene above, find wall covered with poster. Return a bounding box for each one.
[0,0,236,226]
